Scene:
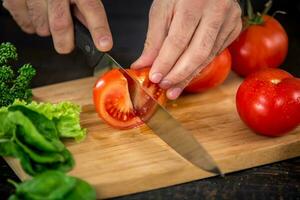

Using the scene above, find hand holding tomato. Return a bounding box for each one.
[131,0,242,100]
[236,68,300,136]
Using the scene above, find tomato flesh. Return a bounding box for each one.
[93,67,166,129]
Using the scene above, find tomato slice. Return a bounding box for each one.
[93,67,166,129]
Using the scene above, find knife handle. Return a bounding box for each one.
[74,18,104,67]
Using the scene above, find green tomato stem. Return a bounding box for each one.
[246,0,273,26]
[246,0,254,20]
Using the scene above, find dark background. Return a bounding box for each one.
[1,0,300,199]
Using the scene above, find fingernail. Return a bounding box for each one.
[167,88,182,100]
[99,36,111,50]
[160,80,172,89]
[150,73,163,83]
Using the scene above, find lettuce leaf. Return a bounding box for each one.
[13,100,86,141]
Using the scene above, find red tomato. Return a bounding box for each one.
[93,67,166,129]
[236,68,300,136]
[184,49,232,93]
[229,15,288,77]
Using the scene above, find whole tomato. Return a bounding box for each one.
[229,15,288,77]
[236,68,300,136]
[184,49,231,93]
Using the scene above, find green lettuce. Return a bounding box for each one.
[12,100,86,141]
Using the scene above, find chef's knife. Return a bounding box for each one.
[74,19,222,175]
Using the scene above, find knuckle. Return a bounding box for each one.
[20,21,35,34]
[209,20,222,31]
[182,9,198,26]
[81,0,102,10]
[212,0,232,16]
[143,38,160,54]
[27,1,49,30]
[149,0,161,18]
[148,4,156,19]
[220,0,232,10]
[167,34,188,50]
[51,18,71,32]
[51,1,68,20]
[235,7,242,18]
[2,0,17,10]
[149,0,173,27]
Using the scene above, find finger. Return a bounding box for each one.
[26,0,50,36]
[160,1,231,89]
[75,0,112,52]
[131,0,173,69]
[166,21,242,100]
[48,0,74,54]
[219,20,242,52]
[165,55,215,100]
[211,1,242,55]
[2,0,35,34]
[148,3,202,84]
[73,5,88,27]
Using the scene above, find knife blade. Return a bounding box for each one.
[74,19,222,175]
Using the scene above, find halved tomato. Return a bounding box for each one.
[93,67,166,129]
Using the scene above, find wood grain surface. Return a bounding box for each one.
[4,73,300,199]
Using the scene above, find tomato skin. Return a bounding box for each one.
[236,68,300,136]
[93,69,142,129]
[229,15,288,77]
[93,67,166,129]
[184,49,232,93]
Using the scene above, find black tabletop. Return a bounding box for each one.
[1,0,300,199]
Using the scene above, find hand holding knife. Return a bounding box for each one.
[73,18,222,176]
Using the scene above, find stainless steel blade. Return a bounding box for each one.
[94,54,222,175]
[93,53,115,77]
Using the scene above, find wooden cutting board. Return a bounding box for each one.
[4,73,300,199]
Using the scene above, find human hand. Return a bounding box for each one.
[2,0,113,53]
[131,0,242,100]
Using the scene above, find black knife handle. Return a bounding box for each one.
[74,18,104,67]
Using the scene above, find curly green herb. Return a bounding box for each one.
[0,42,36,107]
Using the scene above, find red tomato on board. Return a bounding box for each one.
[229,15,288,77]
[184,49,231,93]
[236,68,300,136]
[93,67,166,129]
